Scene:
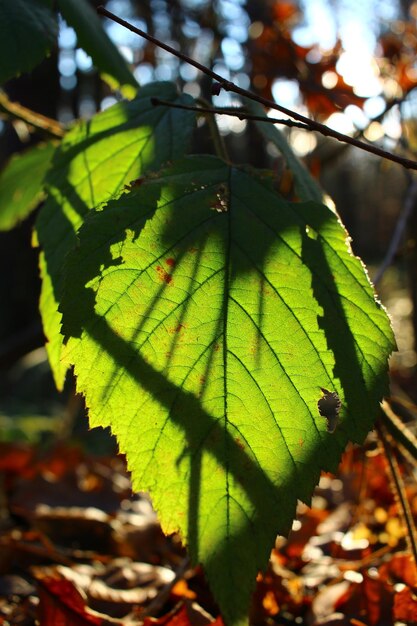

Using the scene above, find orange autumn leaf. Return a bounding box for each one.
[393,587,417,622]
[250,22,365,117]
[37,575,114,626]
[272,1,300,24]
[171,579,197,601]
[379,553,417,589]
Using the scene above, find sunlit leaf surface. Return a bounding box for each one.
[60,155,394,626]
[0,142,56,231]
[35,82,195,387]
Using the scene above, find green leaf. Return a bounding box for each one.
[57,0,138,95]
[59,155,394,626]
[0,141,57,231]
[35,82,196,389]
[245,99,323,203]
[0,0,58,84]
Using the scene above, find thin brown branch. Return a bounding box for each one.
[0,91,65,139]
[377,422,417,567]
[373,177,417,284]
[317,87,417,168]
[151,97,310,130]
[358,84,417,140]
[380,399,417,466]
[138,557,190,619]
[97,5,417,171]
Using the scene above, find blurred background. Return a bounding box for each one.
[1,0,417,445]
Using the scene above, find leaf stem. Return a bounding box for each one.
[196,97,230,162]
[373,177,417,285]
[97,5,417,171]
[380,399,417,465]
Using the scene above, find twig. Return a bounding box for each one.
[376,422,417,567]
[323,544,393,589]
[0,91,65,139]
[309,87,417,178]
[0,531,73,566]
[373,177,417,285]
[138,557,190,619]
[380,399,417,466]
[357,85,417,141]
[151,97,310,130]
[97,6,417,172]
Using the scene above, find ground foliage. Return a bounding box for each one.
[1,437,417,626]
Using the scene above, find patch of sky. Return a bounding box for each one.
[272,80,301,110]
[180,63,199,82]
[234,72,250,90]
[218,0,244,21]
[221,37,245,71]
[58,18,77,49]
[212,62,230,83]
[106,0,130,15]
[75,49,93,73]
[180,0,210,8]
[153,11,171,36]
[225,23,249,43]
[297,0,398,53]
[295,0,337,48]
[344,105,369,129]
[106,18,148,48]
[194,30,214,66]
[58,51,76,78]
[60,75,77,91]
[134,63,154,85]
[181,19,201,38]
[364,96,387,119]
[155,64,176,81]
[101,96,118,111]
[218,0,250,42]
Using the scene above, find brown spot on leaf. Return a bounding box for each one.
[168,323,186,335]
[235,437,245,451]
[166,258,176,267]
[156,265,173,285]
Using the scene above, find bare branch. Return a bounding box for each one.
[151,97,310,130]
[97,5,417,171]
[377,420,417,567]
[0,91,65,139]
[373,178,417,285]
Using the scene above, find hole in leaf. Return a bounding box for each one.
[318,388,341,433]
[305,225,318,240]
